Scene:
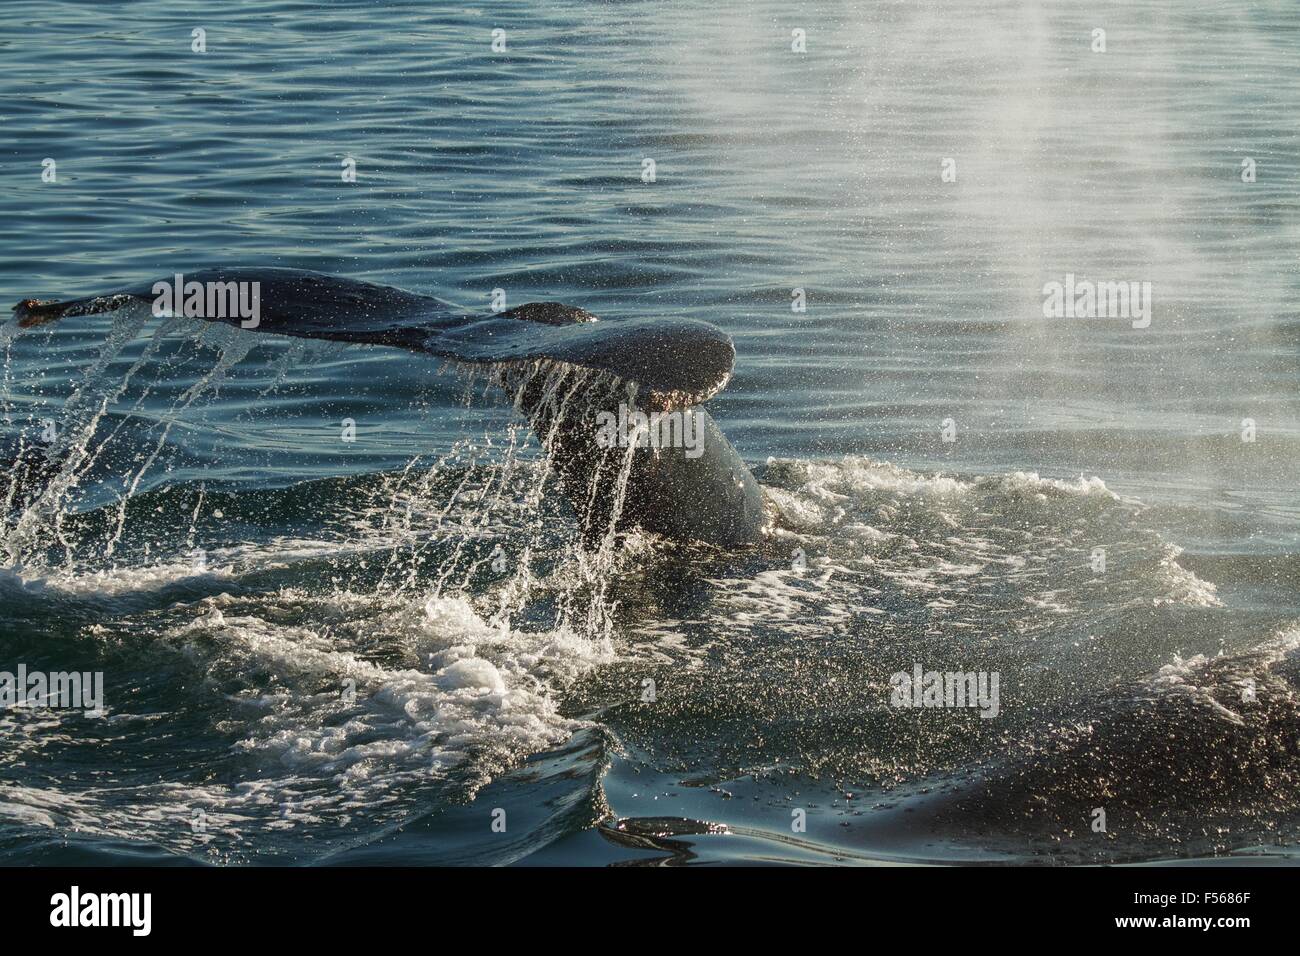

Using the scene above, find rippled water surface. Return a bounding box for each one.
[1,0,1298,865]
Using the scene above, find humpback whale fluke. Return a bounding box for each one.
[12,268,765,546]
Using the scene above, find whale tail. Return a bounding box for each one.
[11,268,765,546]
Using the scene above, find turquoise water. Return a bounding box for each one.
[2,0,1299,865]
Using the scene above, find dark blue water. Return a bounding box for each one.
[2,0,1299,865]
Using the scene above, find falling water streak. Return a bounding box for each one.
[38,306,152,461]
[425,361,572,602]
[487,366,595,627]
[2,314,294,571]
[0,308,183,569]
[0,317,36,522]
[371,452,435,592]
[379,354,645,644]
[185,480,207,553]
[378,449,462,588]
[485,425,543,628]
[49,316,191,551]
[1,322,19,427]
[377,446,436,536]
[427,436,517,596]
[254,338,324,400]
[402,441,492,594]
[0,322,30,519]
[102,328,254,557]
[452,427,529,593]
[381,442,486,593]
[559,432,638,643]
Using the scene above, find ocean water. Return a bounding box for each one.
[1,0,1299,865]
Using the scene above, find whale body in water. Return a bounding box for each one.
[12,268,765,546]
